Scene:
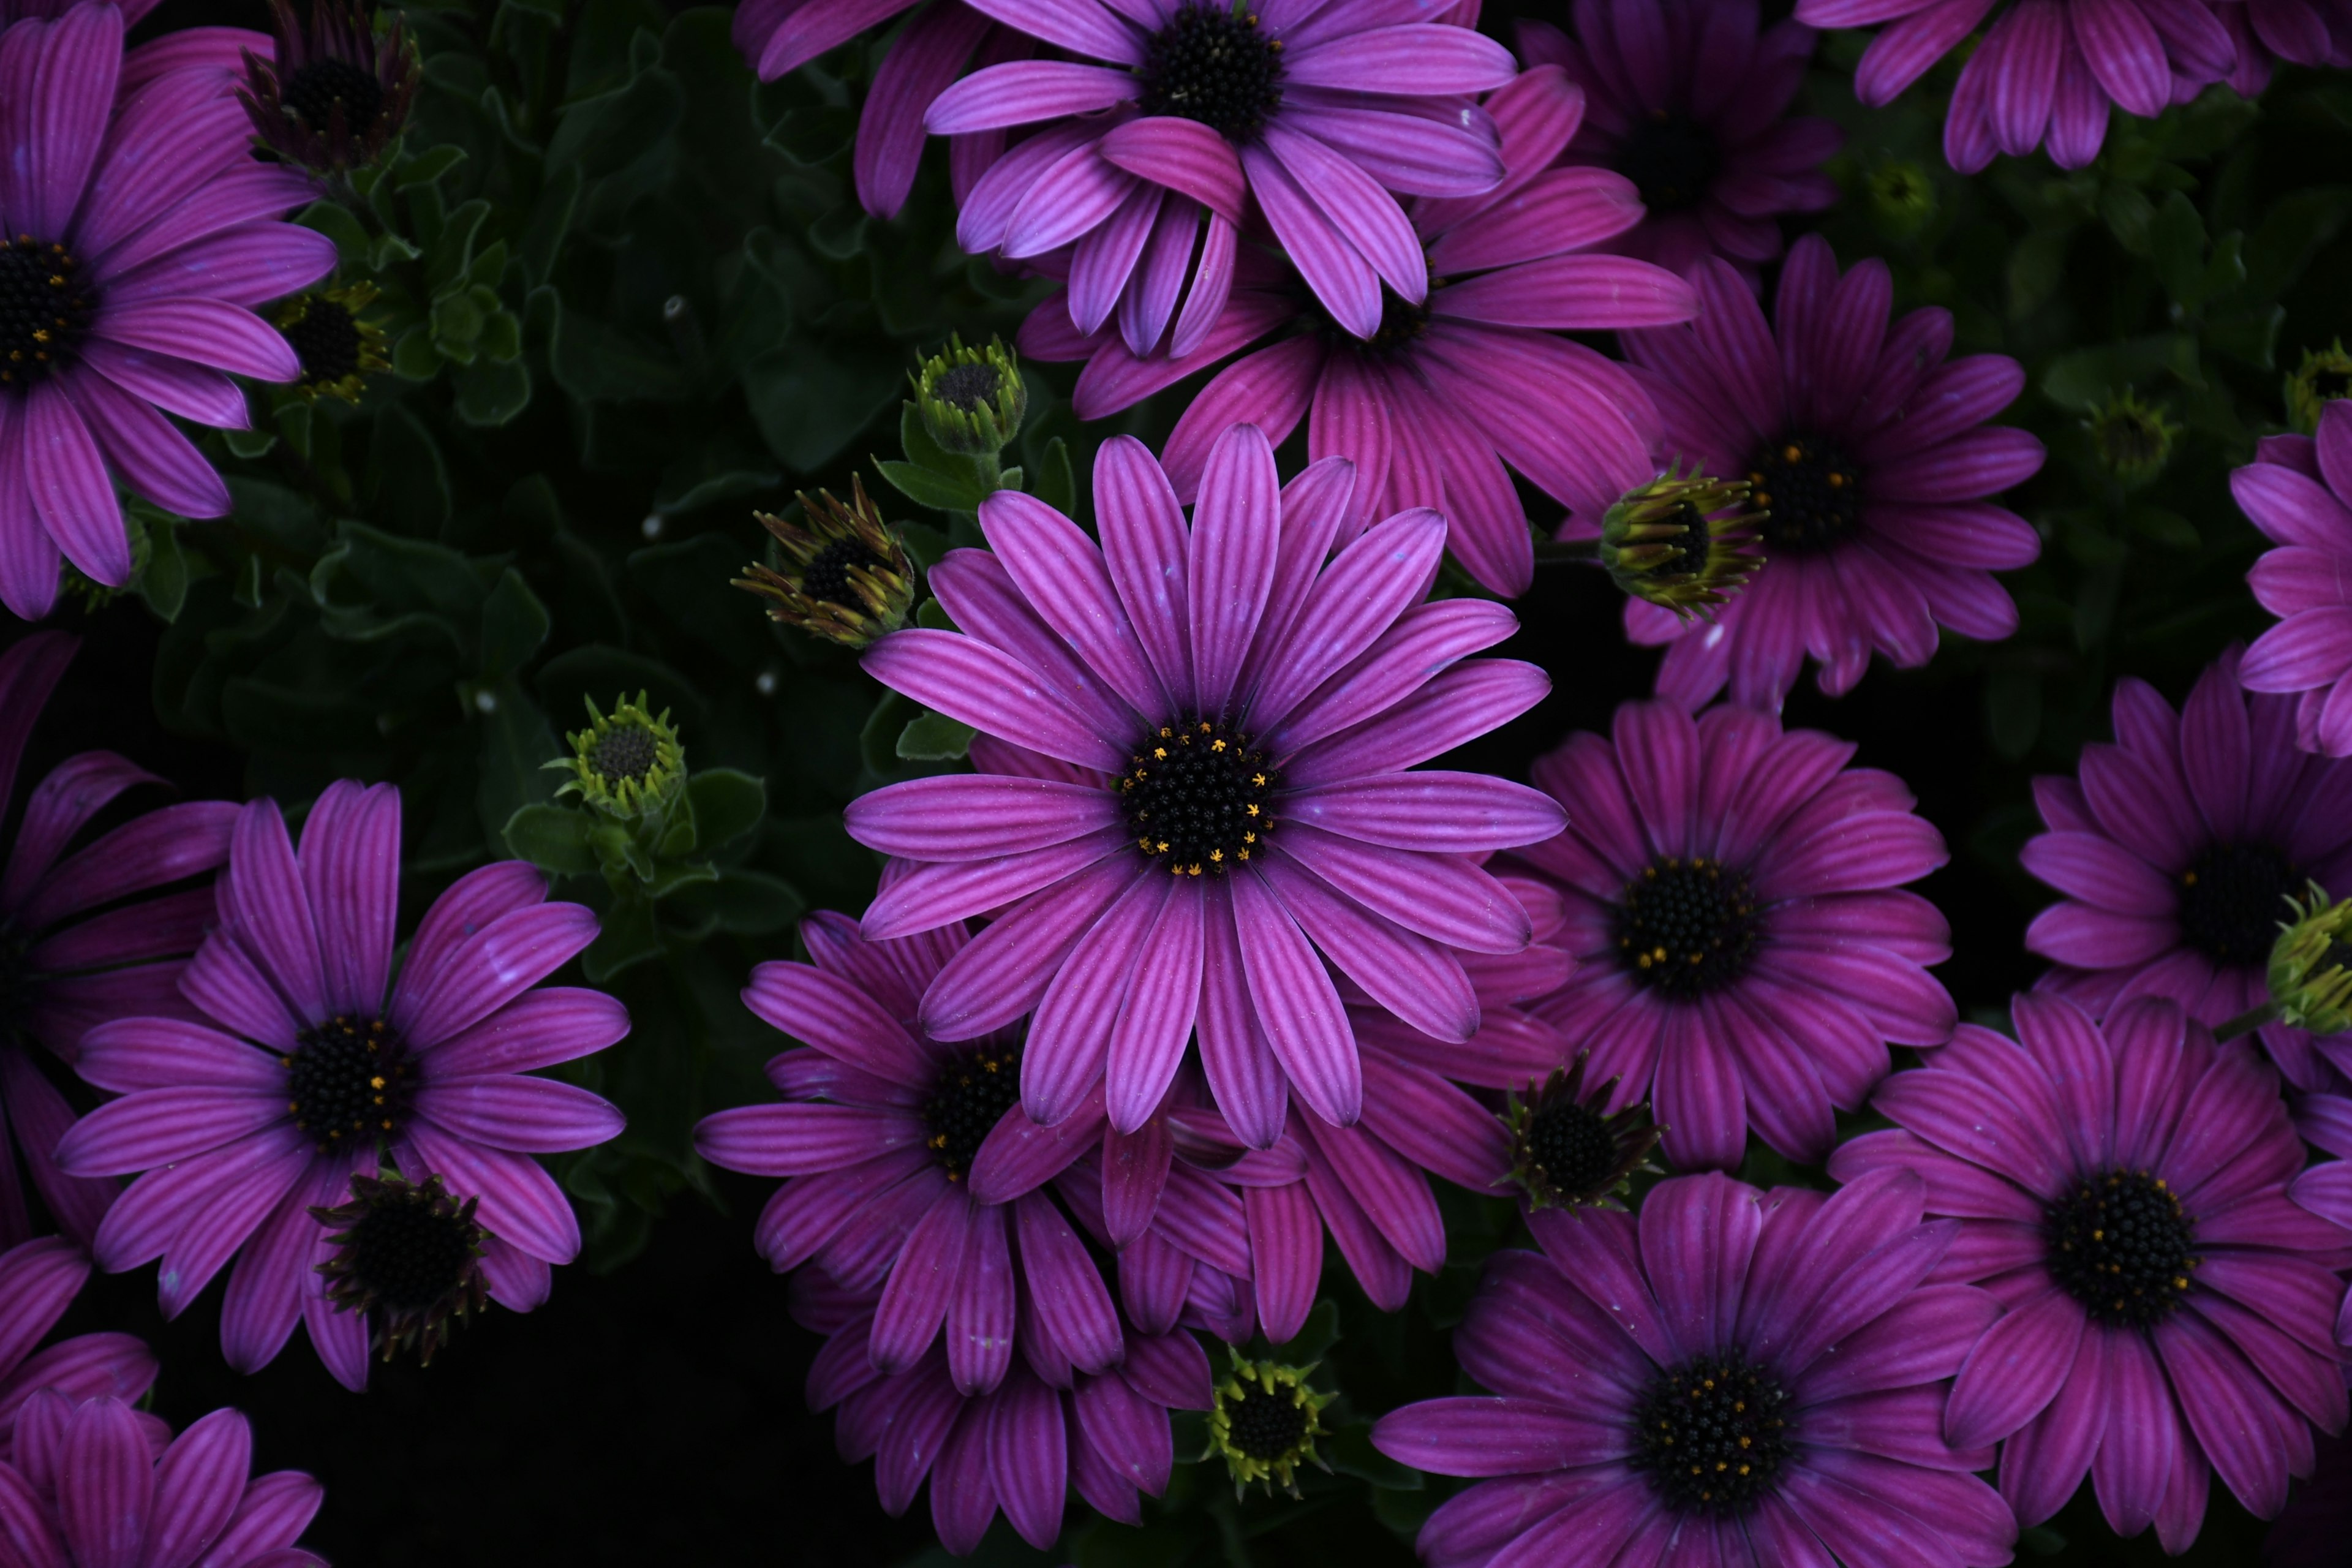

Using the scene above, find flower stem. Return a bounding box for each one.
[1532,538,1602,565]
[2215,1001,2279,1042]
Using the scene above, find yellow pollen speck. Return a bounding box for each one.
[1212,739,1227,751]
[1782,444,1802,462]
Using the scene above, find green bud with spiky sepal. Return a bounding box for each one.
[1206,1350,1334,1499]
[2086,389,2179,487]
[552,692,685,828]
[2268,882,2352,1037]
[913,334,1027,457]
[1502,1053,1664,1213]
[1597,462,1765,620]
[736,475,916,649]
[2285,339,2352,437]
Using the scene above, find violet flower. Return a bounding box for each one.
[0,1235,157,1450]
[2232,400,2352,757]
[2217,0,2352,93]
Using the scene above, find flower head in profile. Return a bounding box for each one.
[2233,399,2352,755]
[311,1170,489,1367]
[2266,882,2352,1036]
[0,631,237,1253]
[0,1396,327,1568]
[276,282,388,404]
[1208,1351,1331,1498]
[1518,0,1842,274]
[58,782,628,1390]
[845,428,1565,1147]
[1597,463,1765,620]
[1833,995,2352,1552]
[737,477,916,649]
[1374,1170,2016,1568]
[238,0,419,173]
[1512,699,1955,1171]
[2020,650,2352,1088]
[0,4,336,619]
[1023,67,1692,597]
[1622,235,2045,711]
[1502,1052,1661,1212]
[1798,0,2238,172]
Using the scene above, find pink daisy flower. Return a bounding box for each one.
[2232,401,2352,758]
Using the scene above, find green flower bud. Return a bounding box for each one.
[1206,1351,1333,1499]
[276,282,389,405]
[1502,1054,1662,1213]
[736,475,916,649]
[2285,339,2352,437]
[1598,462,1765,620]
[2267,882,2352,1037]
[2086,390,2178,486]
[1866,160,1936,238]
[555,693,684,823]
[913,334,1027,456]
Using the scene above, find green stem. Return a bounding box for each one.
[1532,538,1603,565]
[2214,1001,2279,1042]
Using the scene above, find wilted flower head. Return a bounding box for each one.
[240,0,419,173]
[2287,338,2352,435]
[2267,882,2352,1036]
[1597,463,1765,620]
[1502,1054,1661,1212]
[1208,1351,1332,1499]
[736,475,916,648]
[312,1170,489,1367]
[2087,389,2179,486]
[914,335,1027,457]
[556,692,685,823]
[276,282,387,403]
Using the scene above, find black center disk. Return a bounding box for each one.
[1525,1099,1620,1196]
[281,57,386,130]
[1613,111,1721,213]
[284,297,361,386]
[285,1016,409,1148]
[1139,2,1284,143]
[344,1188,479,1311]
[1121,717,1276,876]
[1749,439,1863,554]
[1223,1383,1311,1462]
[1642,502,1714,579]
[1,236,94,389]
[1615,858,1758,997]
[923,1043,1022,1181]
[1630,1349,1792,1516]
[933,362,1001,411]
[2177,843,2300,968]
[802,538,886,606]
[2043,1169,2198,1329]
[589,724,660,787]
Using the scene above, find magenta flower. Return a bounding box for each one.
[1832,993,2352,1551]
[0,1235,157,1450]
[1511,698,1955,1170]
[1797,0,2236,172]
[805,1298,1213,1551]
[1621,235,2045,710]
[2019,650,2352,1090]
[1517,0,1843,274]
[1024,65,1692,597]
[0,630,235,1253]
[0,3,337,620]
[55,782,628,1390]
[2288,1091,2352,1349]
[2233,401,2352,757]
[923,0,1517,351]
[0,1394,326,1568]
[845,429,1564,1145]
[1374,1169,2016,1568]
[2217,0,2352,92]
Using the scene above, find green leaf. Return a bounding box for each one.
[394,143,467,189]
[369,405,453,533]
[861,691,918,777]
[2125,505,2199,550]
[503,803,598,877]
[454,356,532,426]
[521,164,583,288]
[546,64,685,178]
[480,569,552,680]
[1325,1423,1421,1491]
[874,459,984,513]
[391,326,443,382]
[134,514,190,623]
[582,894,663,983]
[662,868,802,935]
[2100,181,2157,255]
[298,199,371,266]
[1270,1299,1340,1363]
[684,769,766,851]
[896,710,974,761]
[2006,228,2072,322]
[744,341,903,473]
[766,104,854,165]
[544,290,692,404]
[219,423,276,459]
[1985,669,2041,761]
[1031,436,1077,516]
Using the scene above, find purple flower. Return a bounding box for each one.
[1621,235,2045,710]
[55,782,628,1390]
[2233,401,2352,758]
[923,0,1517,350]
[0,1235,157,1452]
[0,1393,326,1567]
[1797,0,2236,172]
[1023,65,1692,597]
[1511,698,1956,1170]
[1373,1169,2016,1568]
[1831,993,2352,1551]
[2288,1091,2352,1349]
[2216,0,2352,92]
[0,630,236,1253]
[845,428,1564,1145]
[1517,0,1843,275]
[0,3,337,620]
[2019,650,2352,1090]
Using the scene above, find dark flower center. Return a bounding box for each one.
[1,236,95,390]
[284,296,362,386]
[589,724,660,786]
[340,1185,481,1312]
[923,1042,1022,1181]
[1615,857,1758,997]
[2043,1169,2198,1329]
[282,57,386,130]
[2177,843,2300,967]
[1749,438,1862,554]
[1139,2,1284,144]
[933,361,1001,411]
[1524,1099,1621,1197]
[1613,111,1721,213]
[1222,1381,1311,1461]
[1121,717,1276,876]
[802,538,886,607]
[285,1016,410,1148]
[1642,502,1714,579]
[1630,1349,1792,1515]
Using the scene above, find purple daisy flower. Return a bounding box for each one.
[1022,65,1692,597]
[0,1393,326,1568]
[922,0,1517,352]
[2019,649,2352,1090]
[1831,993,2352,1551]
[1621,235,2045,711]
[1517,0,1844,275]
[0,630,236,1253]
[1796,0,2236,172]
[2233,401,2352,758]
[2218,0,2352,91]
[1510,698,1955,1171]
[845,429,1564,1145]
[0,1235,157,1452]
[1373,1169,2016,1568]
[0,3,337,620]
[55,782,628,1391]
[2288,1091,2352,1349]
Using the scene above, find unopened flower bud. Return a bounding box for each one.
[2285,339,2352,437]
[556,693,684,823]
[239,0,419,175]
[735,475,916,649]
[914,335,1027,456]
[2268,882,2352,1037]
[2086,390,2177,486]
[1598,463,1765,620]
[1207,1351,1333,1499]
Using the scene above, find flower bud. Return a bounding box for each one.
[2086,390,2177,486]
[1207,1351,1333,1499]
[239,0,420,175]
[556,693,685,824]
[2285,339,2352,437]
[1598,463,1765,620]
[1502,1054,1662,1213]
[2267,882,2352,1037]
[735,475,916,649]
[914,335,1027,457]
[276,283,388,404]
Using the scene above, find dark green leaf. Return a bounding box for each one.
[896,710,974,761]
[503,802,599,876]
[684,768,766,851]
[875,459,984,513]
[1325,1423,1420,1491]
